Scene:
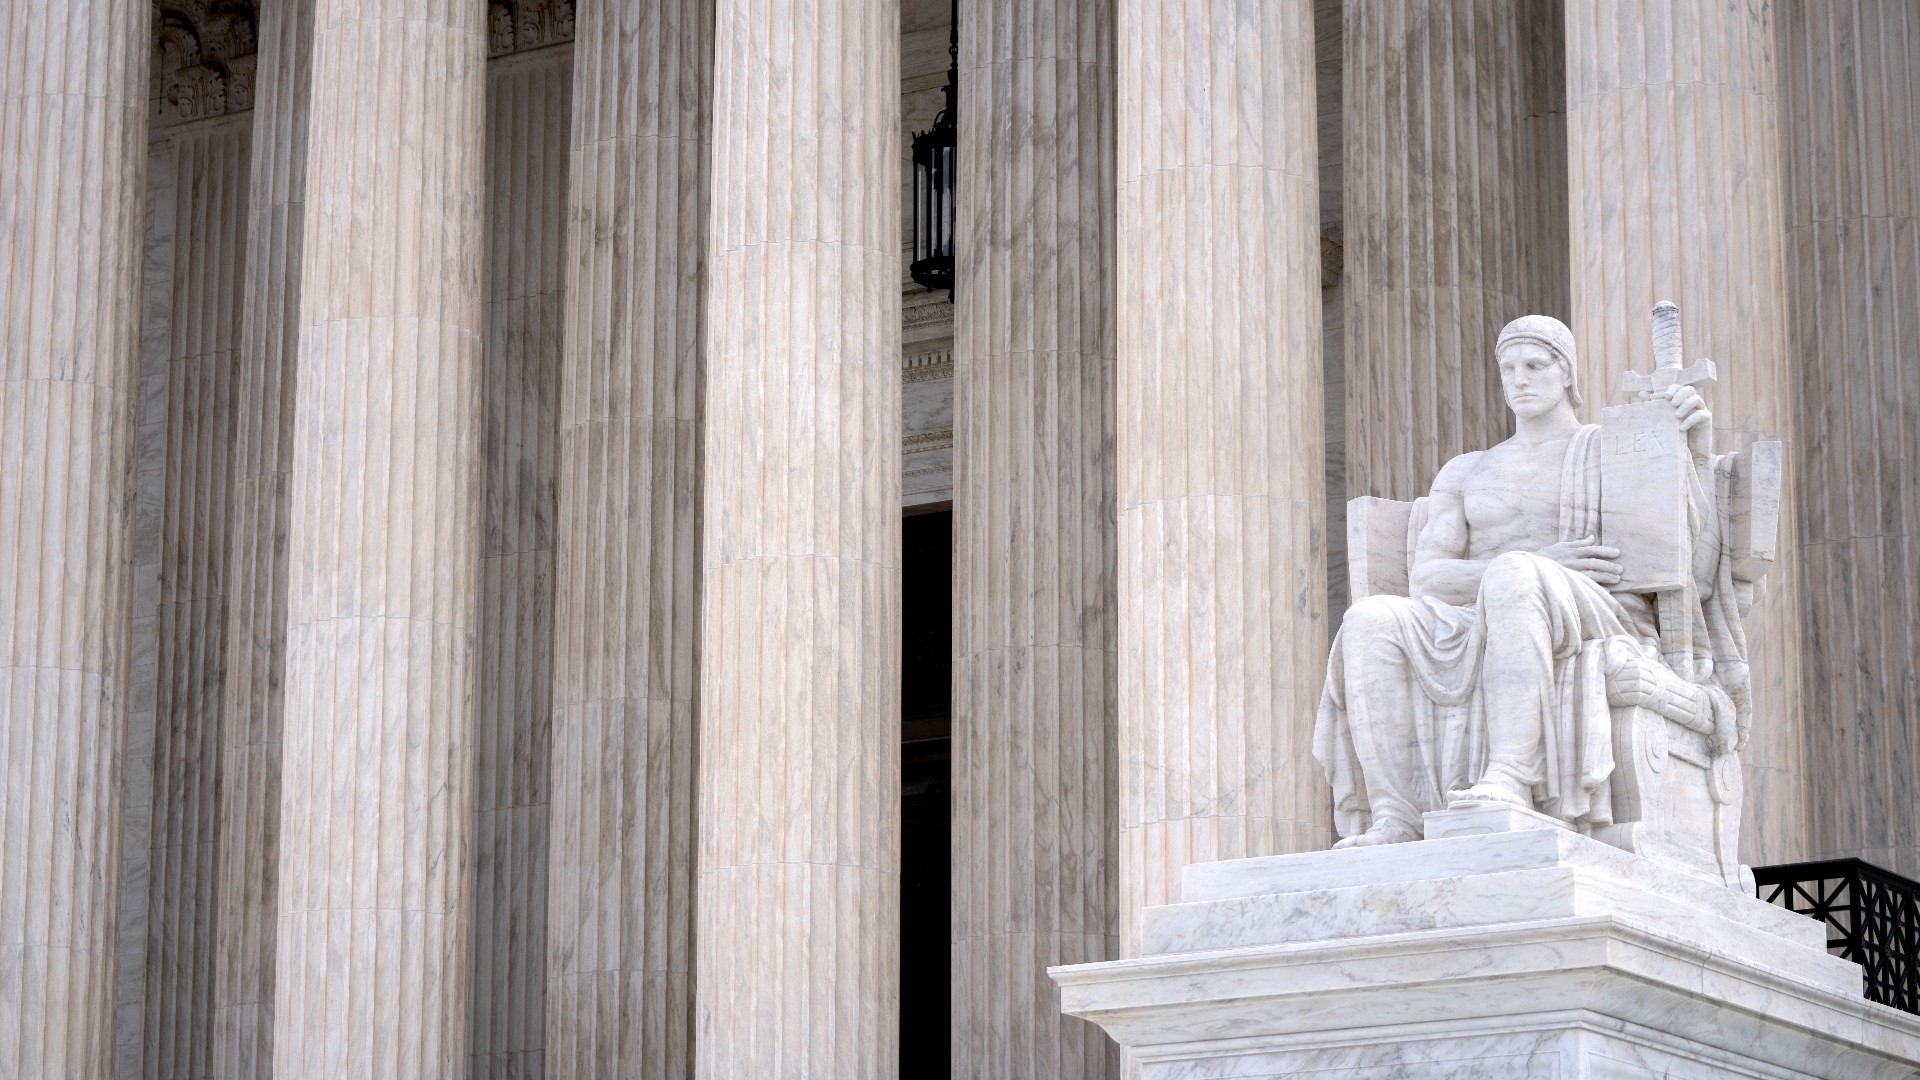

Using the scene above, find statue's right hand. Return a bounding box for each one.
[1537,535,1623,586]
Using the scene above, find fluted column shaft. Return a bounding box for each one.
[1519,0,1568,324]
[1115,0,1328,954]
[951,0,1117,1073]
[1343,0,1552,501]
[1566,0,1804,864]
[272,1,487,1076]
[471,46,572,1080]
[144,119,252,1080]
[697,0,900,1072]
[0,0,149,1074]
[114,140,180,1080]
[212,2,312,1078]
[545,2,706,1076]
[1779,0,1920,877]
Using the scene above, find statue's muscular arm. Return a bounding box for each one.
[1407,452,1488,605]
[1407,449,1626,606]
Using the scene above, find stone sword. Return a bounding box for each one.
[1620,300,1716,680]
[1624,299,1717,397]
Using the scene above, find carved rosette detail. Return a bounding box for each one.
[152,0,258,126]
[486,0,575,57]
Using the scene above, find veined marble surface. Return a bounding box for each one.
[1167,814,1827,941]
[1054,827,1920,1079]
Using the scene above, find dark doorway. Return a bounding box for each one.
[900,509,951,1077]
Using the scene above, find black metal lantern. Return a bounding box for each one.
[910,5,957,293]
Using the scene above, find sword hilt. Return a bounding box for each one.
[1620,300,1716,398]
[1652,300,1682,370]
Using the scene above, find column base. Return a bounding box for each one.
[1053,826,1920,1078]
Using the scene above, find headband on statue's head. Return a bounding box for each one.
[1496,314,1583,407]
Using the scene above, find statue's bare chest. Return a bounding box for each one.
[1459,439,1570,555]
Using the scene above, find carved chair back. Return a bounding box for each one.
[1346,495,1427,601]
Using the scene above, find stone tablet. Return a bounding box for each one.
[1727,439,1783,581]
[1345,495,1415,600]
[1600,398,1693,592]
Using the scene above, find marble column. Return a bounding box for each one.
[471,45,571,1080]
[698,0,900,1071]
[544,0,705,1076]
[1518,0,1568,324]
[1343,0,1559,501]
[1115,0,1328,953]
[142,118,251,1080]
[951,0,1117,1074]
[212,2,312,1078]
[0,0,149,1074]
[1566,0,1805,865]
[272,0,487,1075]
[1778,0,1920,878]
[116,141,181,1080]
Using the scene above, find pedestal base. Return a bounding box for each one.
[1053,822,1920,1078]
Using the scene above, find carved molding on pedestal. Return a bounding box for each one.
[152,0,257,127]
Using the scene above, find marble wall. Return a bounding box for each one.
[542,0,707,1070]
[1,1,151,1073]
[272,0,489,1072]
[212,1,312,1075]
[472,42,571,1080]
[108,6,974,1075]
[1116,0,1332,954]
[950,0,1120,1073]
[697,0,903,1074]
[1518,0,1568,325]
[141,116,252,1080]
[118,138,181,1080]
[1317,0,1348,624]
[1343,0,1537,504]
[1566,0,1807,866]
[1779,0,1920,878]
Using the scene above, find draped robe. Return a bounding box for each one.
[1312,425,1669,839]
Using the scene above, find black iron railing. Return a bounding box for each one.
[1755,858,1920,1015]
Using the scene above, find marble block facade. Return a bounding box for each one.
[3,0,1917,1077]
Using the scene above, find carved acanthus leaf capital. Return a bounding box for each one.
[488,0,575,57]
[152,0,257,127]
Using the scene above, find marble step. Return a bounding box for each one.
[1178,815,1817,940]
[1159,825,1832,959]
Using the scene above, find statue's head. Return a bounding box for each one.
[1495,314,1582,418]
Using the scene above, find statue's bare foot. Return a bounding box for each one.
[1332,818,1420,849]
[1445,777,1533,810]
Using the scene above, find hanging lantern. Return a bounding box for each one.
[910,10,957,294]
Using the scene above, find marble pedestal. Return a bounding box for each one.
[1053,811,1920,1078]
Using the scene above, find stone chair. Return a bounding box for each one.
[1345,494,1752,891]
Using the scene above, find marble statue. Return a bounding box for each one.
[1315,306,1780,886]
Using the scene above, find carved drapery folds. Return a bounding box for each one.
[487,0,574,56]
[153,0,257,125]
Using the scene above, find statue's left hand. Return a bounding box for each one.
[1656,382,1712,458]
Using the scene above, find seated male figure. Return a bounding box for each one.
[1314,315,1718,848]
